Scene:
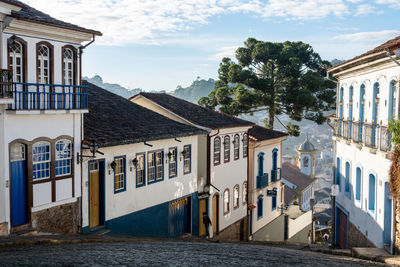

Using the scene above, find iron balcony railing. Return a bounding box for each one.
[363,123,378,148]
[342,120,352,140]
[379,125,391,152]
[352,121,362,143]
[271,168,281,183]
[10,82,88,110]
[333,118,342,137]
[0,69,13,99]
[256,173,269,189]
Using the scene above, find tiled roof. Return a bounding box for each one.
[248,125,288,141]
[83,81,206,148]
[4,0,101,35]
[329,35,400,72]
[133,92,254,130]
[282,162,316,193]
[284,185,298,205]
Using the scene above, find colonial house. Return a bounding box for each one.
[130,93,254,240]
[81,82,207,237]
[246,125,288,241]
[0,0,101,235]
[328,36,399,252]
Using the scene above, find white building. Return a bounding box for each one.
[131,93,253,239]
[328,37,398,251]
[0,0,100,235]
[81,82,207,237]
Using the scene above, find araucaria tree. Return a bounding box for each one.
[199,38,336,135]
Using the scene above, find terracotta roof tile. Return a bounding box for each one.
[248,125,288,141]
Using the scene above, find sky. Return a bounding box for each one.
[21,0,400,92]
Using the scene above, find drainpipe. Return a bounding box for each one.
[207,129,219,237]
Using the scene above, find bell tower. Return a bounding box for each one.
[296,134,316,178]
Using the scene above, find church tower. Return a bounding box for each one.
[296,135,316,178]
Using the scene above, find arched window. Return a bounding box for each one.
[389,80,397,120]
[234,134,240,160]
[9,40,24,83]
[37,44,50,84]
[223,189,230,214]
[224,135,230,163]
[55,139,72,176]
[372,82,380,124]
[345,162,350,198]
[356,167,362,202]
[272,188,277,210]
[257,195,263,219]
[242,182,247,205]
[243,133,248,158]
[63,48,74,85]
[303,157,309,167]
[32,141,51,180]
[368,174,376,214]
[257,152,264,177]
[349,86,354,136]
[214,137,221,165]
[272,148,278,170]
[233,185,239,209]
[358,84,366,141]
[336,157,341,191]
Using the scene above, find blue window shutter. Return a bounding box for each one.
[369,174,375,212]
[356,167,361,201]
[345,162,350,198]
[257,196,263,219]
[336,158,341,191]
[272,148,278,170]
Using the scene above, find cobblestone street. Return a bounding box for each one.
[0,241,388,266]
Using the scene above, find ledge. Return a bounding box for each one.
[6,109,88,115]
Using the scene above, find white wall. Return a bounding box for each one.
[209,126,250,232]
[288,210,312,239]
[81,135,199,228]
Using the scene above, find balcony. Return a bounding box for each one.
[9,83,88,111]
[333,118,342,137]
[352,122,362,143]
[363,123,378,148]
[342,120,352,140]
[379,125,391,152]
[271,168,281,183]
[257,173,269,189]
[0,69,13,100]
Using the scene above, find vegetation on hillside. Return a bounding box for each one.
[172,77,215,103]
[83,75,142,99]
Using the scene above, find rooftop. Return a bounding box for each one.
[248,125,288,142]
[282,162,316,193]
[132,92,254,130]
[4,0,101,36]
[83,81,206,147]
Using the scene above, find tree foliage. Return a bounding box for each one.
[198,38,336,135]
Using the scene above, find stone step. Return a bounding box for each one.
[94,229,110,236]
[11,227,38,237]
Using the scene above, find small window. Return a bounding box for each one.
[168,147,177,178]
[214,137,221,165]
[234,134,240,160]
[223,189,230,214]
[345,162,351,198]
[114,157,125,192]
[156,151,163,180]
[242,182,247,205]
[32,141,51,180]
[257,195,263,219]
[243,133,248,158]
[272,188,277,211]
[368,174,376,213]
[136,153,145,186]
[10,143,25,161]
[356,167,362,202]
[183,145,191,174]
[148,151,164,183]
[233,185,239,209]
[303,157,309,168]
[148,152,155,182]
[224,136,230,163]
[55,139,72,176]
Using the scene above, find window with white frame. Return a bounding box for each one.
[156,151,163,180]
[10,143,25,162]
[243,133,248,157]
[224,136,230,162]
[224,189,230,214]
[183,145,191,174]
[9,41,23,83]
[55,139,71,176]
[114,157,125,191]
[242,182,247,205]
[32,141,51,180]
[136,153,145,186]
[37,44,50,84]
[169,147,177,178]
[148,152,155,182]
[63,48,74,85]
[233,185,239,209]
[214,137,221,165]
[234,134,240,160]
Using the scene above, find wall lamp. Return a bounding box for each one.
[77,141,104,164]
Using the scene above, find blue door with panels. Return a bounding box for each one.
[169,196,191,237]
[384,182,392,247]
[10,143,27,227]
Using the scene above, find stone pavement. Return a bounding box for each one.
[0,236,390,266]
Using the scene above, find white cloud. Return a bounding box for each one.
[333,30,400,42]
[376,0,400,8]
[209,45,239,61]
[354,4,382,16]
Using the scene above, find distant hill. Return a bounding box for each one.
[172,77,215,103]
[83,75,142,99]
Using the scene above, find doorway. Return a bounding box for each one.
[212,194,219,235]
[89,160,105,229]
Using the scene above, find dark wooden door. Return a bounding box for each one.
[338,209,348,249]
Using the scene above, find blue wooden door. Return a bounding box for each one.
[169,197,191,237]
[384,182,392,246]
[10,143,27,227]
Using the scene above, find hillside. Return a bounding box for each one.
[172,77,215,103]
[83,75,142,99]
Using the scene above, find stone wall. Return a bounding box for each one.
[0,222,8,236]
[348,221,375,248]
[218,217,247,241]
[31,200,79,234]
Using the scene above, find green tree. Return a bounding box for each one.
[198,38,336,135]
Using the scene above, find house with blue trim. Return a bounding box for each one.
[81,82,207,237]
[0,0,101,235]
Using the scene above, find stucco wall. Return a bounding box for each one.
[253,214,285,242]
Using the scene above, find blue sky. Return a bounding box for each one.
[23,0,400,91]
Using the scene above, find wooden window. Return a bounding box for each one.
[233,185,239,209]
[63,48,74,85]
[223,189,230,214]
[32,141,51,180]
[345,162,351,199]
[136,153,145,186]
[243,133,248,158]
[272,188,277,211]
[148,150,164,183]
[257,195,263,219]
[368,174,376,213]
[37,44,50,84]
[9,41,23,83]
[148,152,155,182]
[10,143,25,161]
[224,136,230,163]
[214,137,221,165]
[55,139,71,176]
[356,167,362,202]
[234,134,240,160]
[183,145,191,174]
[169,147,177,178]
[155,151,163,180]
[114,157,125,192]
[242,182,247,205]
